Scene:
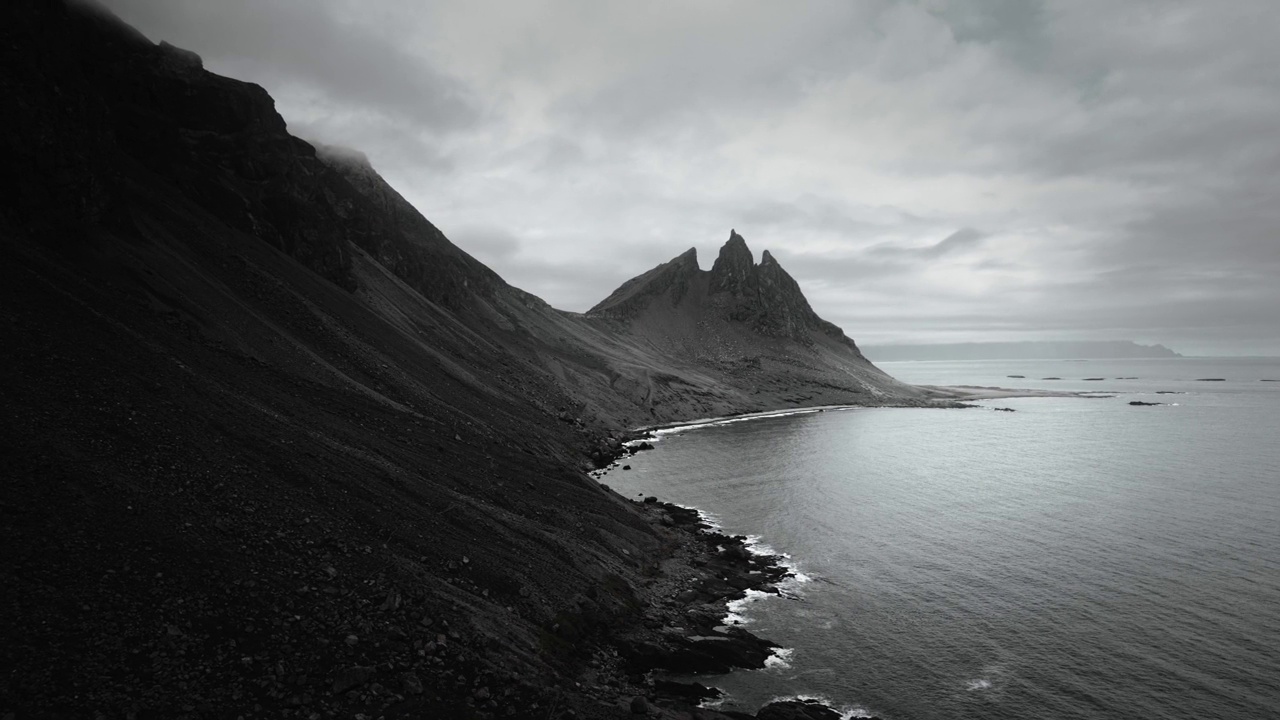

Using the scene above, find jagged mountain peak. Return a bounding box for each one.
[588,230,858,348]
[710,229,756,292]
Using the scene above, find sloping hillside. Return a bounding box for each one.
[0,2,921,718]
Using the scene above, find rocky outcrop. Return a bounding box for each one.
[756,699,874,720]
[709,230,757,293]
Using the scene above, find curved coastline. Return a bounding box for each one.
[606,420,871,719]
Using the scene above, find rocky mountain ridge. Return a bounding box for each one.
[588,232,920,412]
[592,231,851,346]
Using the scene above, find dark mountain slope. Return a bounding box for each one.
[1,2,921,717]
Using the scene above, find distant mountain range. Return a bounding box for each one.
[863,341,1183,362]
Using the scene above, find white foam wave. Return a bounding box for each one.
[650,406,855,437]
[723,588,771,625]
[685,505,722,531]
[698,691,729,710]
[764,696,876,720]
[764,647,794,670]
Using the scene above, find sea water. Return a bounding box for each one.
[601,358,1280,719]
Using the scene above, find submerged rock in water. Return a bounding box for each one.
[757,699,854,720]
[1196,378,1226,381]
[1129,401,1163,406]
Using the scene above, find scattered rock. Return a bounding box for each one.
[402,673,423,695]
[630,696,649,715]
[332,665,375,694]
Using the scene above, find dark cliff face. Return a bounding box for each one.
[1,0,506,314]
[2,0,355,288]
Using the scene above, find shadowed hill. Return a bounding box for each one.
[1,2,921,717]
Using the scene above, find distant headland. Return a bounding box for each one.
[863,340,1182,362]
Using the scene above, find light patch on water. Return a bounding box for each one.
[966,678,992,691]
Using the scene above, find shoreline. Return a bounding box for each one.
[614,499,859,720]
[595,440,866,719]
[630,383,1094,436]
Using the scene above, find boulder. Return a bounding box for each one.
[756,699,848,720]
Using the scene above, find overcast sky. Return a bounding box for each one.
[101,0,1280,355]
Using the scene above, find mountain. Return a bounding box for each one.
[588,231,923,412]
[0,2,927,717]
[863,341,1183,362]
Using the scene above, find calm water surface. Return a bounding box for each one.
[601,358,1280,719]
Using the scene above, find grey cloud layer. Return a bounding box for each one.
[100,0,1280,355]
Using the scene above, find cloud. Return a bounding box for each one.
[99,0,478,133]
[96,0,1280,355]
[868,227,989,259]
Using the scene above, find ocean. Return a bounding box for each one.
[600,357,1280,719]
